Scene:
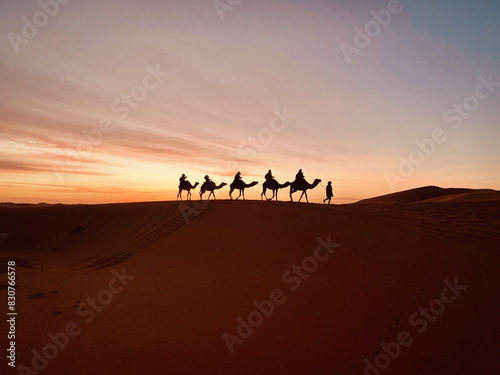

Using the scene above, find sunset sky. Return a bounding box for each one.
[1,0,499,203]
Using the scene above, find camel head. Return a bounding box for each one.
[193,182,199,188]
[216,182,227,189]
[312,179,322,188]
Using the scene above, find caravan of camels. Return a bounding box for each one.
[177,169,324,203]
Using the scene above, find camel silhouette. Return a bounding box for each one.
[261,179,291,201]
[200,181,227,200]
[289,178,321,203]
[177,180,199,201]
[229,180,258,200]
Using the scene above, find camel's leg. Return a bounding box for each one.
[242,189,245,200]
[229,189,233,200]
[304,191,309,203]
[210,191,215,200]
[177,189,182,201]
[261,187,267,200]
[274,190,278,201]
[187,190,191,200]
[289,187,294,202]
[298,191,305,202]
[235,189,242,200]
[268,190,275,201]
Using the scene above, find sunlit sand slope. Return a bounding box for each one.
[1,197,499,375]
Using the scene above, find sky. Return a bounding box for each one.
[1,0,499,204]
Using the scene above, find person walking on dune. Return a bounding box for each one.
[323,181,333,204]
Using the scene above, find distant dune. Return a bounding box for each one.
[1,189,499,375]
[356,186,500,204]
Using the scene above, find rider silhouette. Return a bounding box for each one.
[180,174,187,183]
[204,175,212,183]
[265,170,274,181]
[296,169,305,182]
[234,172,242,182]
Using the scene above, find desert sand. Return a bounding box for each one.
[1,186,499,375]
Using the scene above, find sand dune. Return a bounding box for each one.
[356,186,500,204]
[1,191,499,374]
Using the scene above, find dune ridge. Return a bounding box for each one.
[356,186,500,204]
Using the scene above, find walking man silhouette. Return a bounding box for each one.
[323,181,333,204]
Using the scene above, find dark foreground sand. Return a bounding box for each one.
[1,187,499,375]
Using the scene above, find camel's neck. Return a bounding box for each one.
[310,180,320,188]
